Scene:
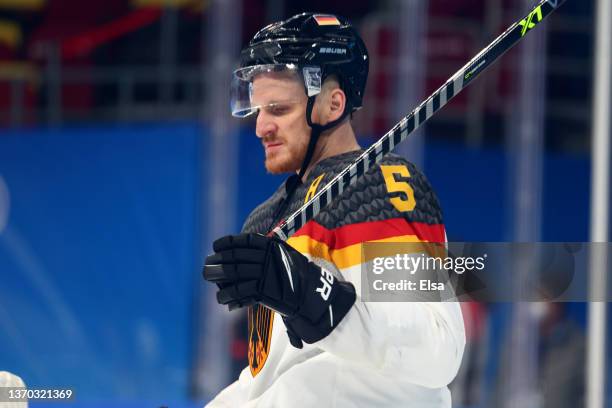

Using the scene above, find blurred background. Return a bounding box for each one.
[0,0,610,407]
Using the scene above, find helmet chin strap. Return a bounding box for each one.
[267,96,350,233]
[298,95,350,180]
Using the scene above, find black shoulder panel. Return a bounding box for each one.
[241,150,443,234]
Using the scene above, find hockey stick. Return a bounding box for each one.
[273,0,566,241]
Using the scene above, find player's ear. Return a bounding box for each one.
[327,87,346,122]
[312,78,346,125]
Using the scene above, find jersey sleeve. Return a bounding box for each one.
[285,156,465,388]
[205,366,252,407]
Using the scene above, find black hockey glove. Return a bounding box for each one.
[203,233,356,348]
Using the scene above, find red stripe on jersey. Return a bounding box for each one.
[293,218,445,250]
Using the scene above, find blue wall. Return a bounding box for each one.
[422,139,591,242]
[0,123,203,403]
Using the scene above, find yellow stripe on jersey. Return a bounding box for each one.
[287,234,434,269]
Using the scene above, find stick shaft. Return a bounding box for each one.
[274,0,566,240]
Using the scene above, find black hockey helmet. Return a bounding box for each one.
[231,13,369,196]
[230,12,369,118]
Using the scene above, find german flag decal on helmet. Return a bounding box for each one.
[313,14,341,26]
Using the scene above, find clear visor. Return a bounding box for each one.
[230,64,322,117]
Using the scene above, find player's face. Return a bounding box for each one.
[251,74,310,174]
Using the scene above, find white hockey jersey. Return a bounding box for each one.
[206,151,465,407]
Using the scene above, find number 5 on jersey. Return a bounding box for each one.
[381,165,416,212]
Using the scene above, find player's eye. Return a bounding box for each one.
[267,104,291,116]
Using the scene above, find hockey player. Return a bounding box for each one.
[203,12,465,407]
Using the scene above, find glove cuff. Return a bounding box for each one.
[283,280,356,345]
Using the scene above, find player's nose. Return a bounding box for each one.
[255,112,276,139]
